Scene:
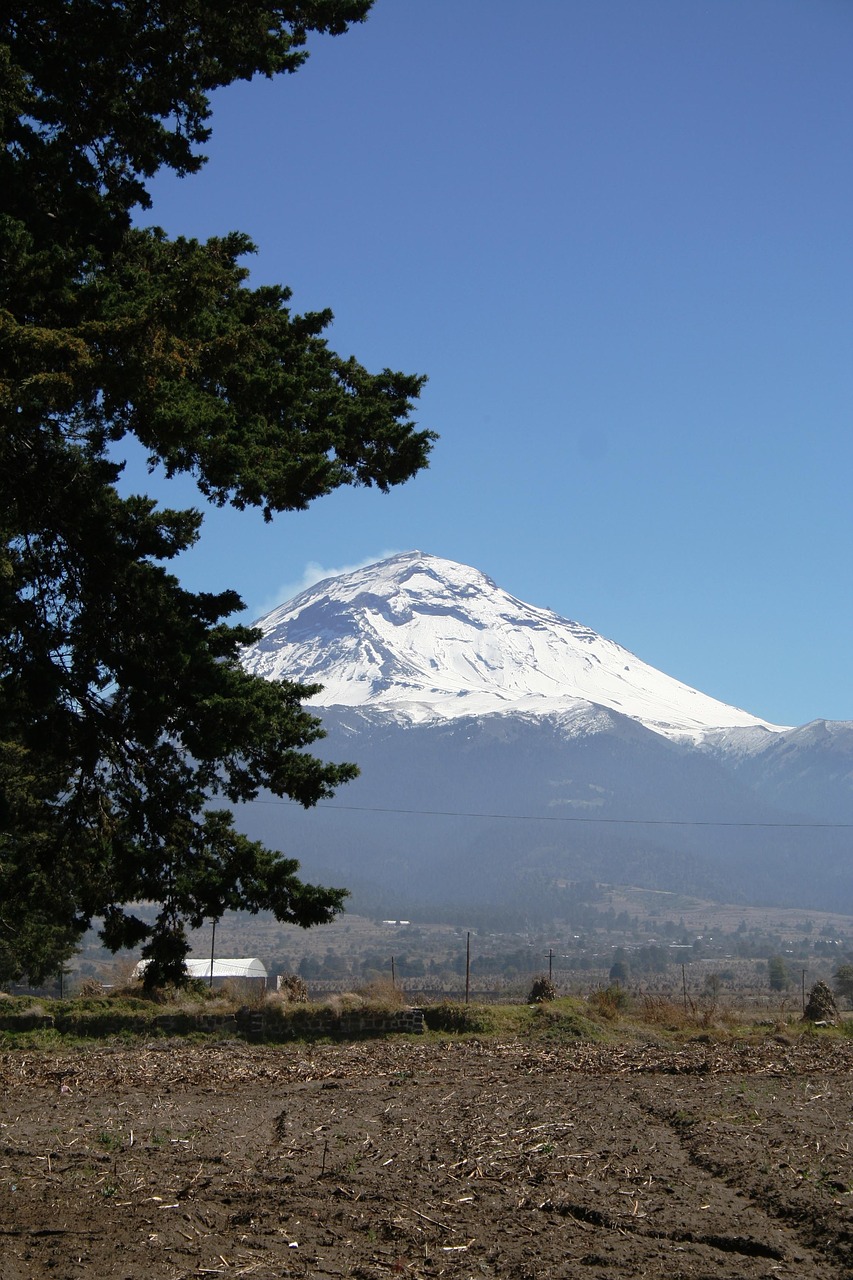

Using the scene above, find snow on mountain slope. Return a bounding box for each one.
[242,551,787,741]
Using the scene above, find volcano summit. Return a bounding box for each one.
[243,552,783,742]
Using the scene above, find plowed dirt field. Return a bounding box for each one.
[3,1037,853,1279]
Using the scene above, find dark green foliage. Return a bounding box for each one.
[0,3,434,986]
[832,963,853,1005]
[768,956,791,992]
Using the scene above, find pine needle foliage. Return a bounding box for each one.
[0,3,434,986]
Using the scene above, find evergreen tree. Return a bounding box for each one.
[767,955,791,992]
[0,2,434,986]
[832,963,853,1005]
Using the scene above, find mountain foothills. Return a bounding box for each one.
[240,553,853,920]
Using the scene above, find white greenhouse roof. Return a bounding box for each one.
[134,957,267,980]
[186,957,267,979]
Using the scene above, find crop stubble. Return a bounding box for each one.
[2,1037,853,1278]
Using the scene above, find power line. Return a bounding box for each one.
[250,797,853,831]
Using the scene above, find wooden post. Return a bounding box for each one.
[465,932,471,1005]
[802,969,807,1015]
[391,955,396,987]
[682,964,688,1011]
[549,948,553,981]
[209,918,216,988]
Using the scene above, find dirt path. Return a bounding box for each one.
[3,1037,853,1278]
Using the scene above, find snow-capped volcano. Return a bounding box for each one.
[243,551,784,741]
[236,552,852,915]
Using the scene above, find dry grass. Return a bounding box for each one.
[355,977,408,1009]
[638,994,693,1026]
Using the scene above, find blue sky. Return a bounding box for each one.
[133,0,852,728]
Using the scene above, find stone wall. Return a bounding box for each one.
[235,1005,425,1040]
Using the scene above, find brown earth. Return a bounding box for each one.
[3,1036,853,1279]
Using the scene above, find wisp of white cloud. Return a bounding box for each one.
[251,550,400,622]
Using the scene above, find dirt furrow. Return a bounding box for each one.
[3,1040,853,1278]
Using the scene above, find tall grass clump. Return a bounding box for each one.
[356,978,407,1010]
[588,984,630,1020]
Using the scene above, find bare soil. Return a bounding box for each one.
[3,1036,853,1279]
